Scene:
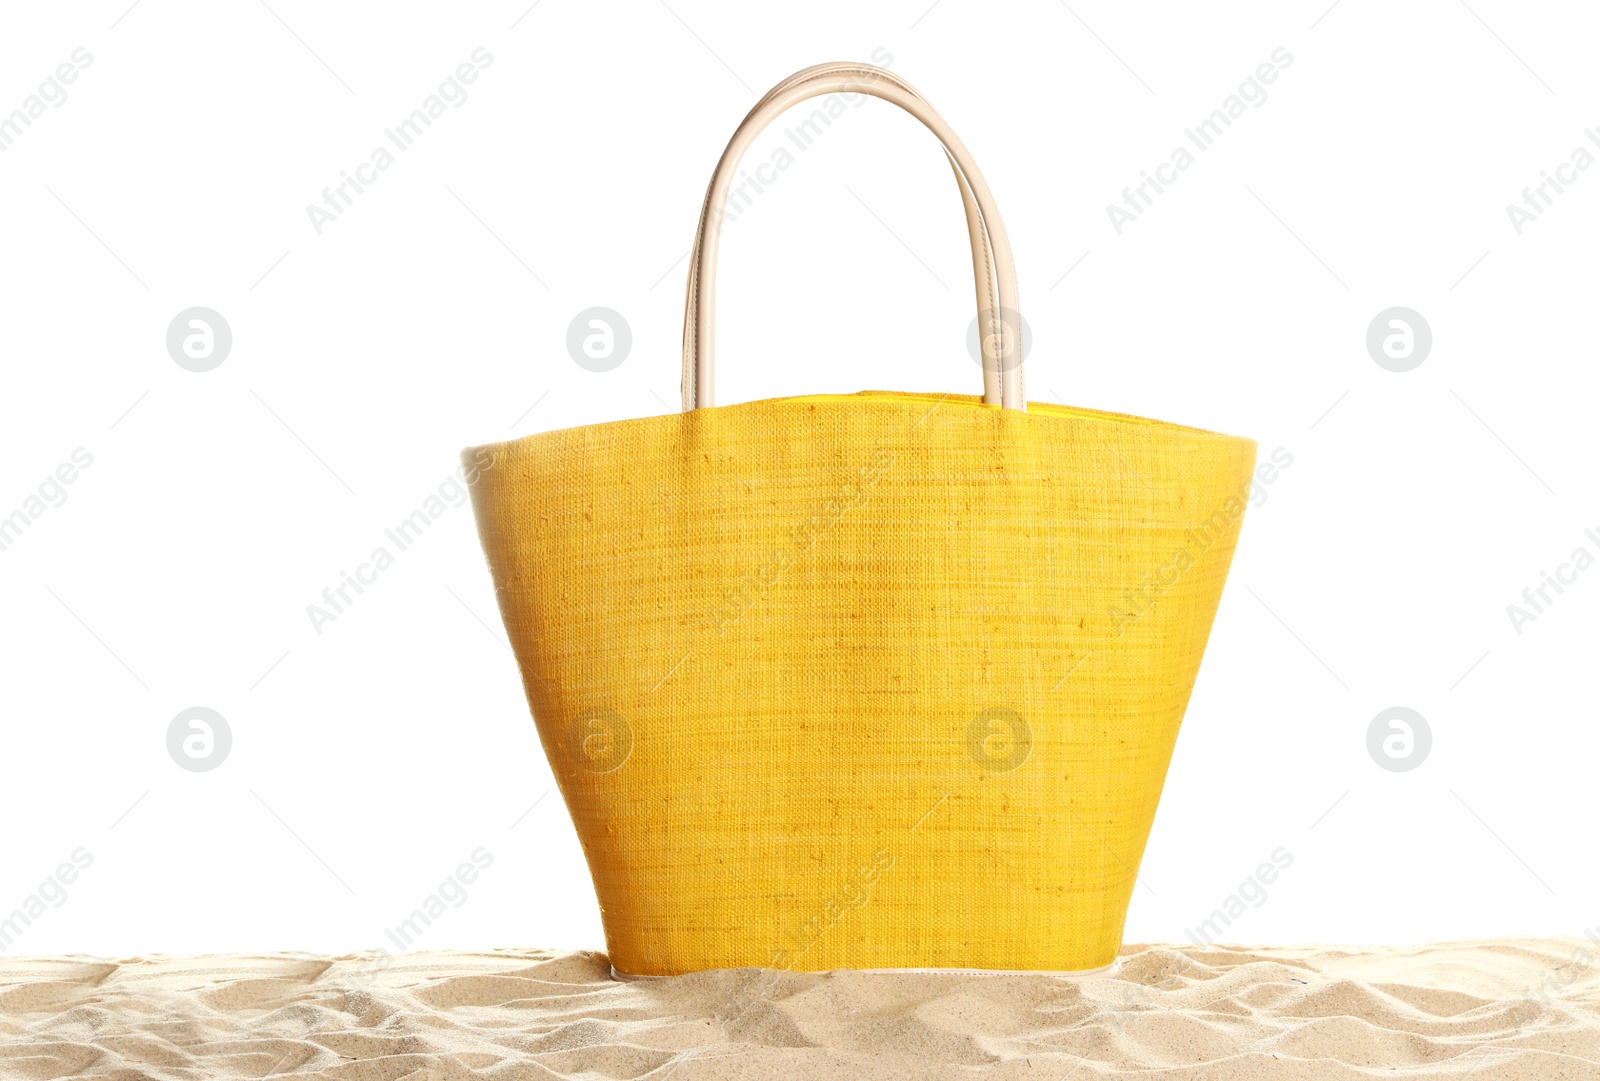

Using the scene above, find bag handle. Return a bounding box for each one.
[680,62,1026,412]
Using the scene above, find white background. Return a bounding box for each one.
[1,0,1596,960]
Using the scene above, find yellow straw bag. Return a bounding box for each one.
[466,63,1257,976]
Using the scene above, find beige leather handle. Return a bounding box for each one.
[680,62,1025,412]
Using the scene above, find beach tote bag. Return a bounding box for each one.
[465,62,1257,976]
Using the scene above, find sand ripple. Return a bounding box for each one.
[2,940,1598,1078]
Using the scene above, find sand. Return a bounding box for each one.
[2,940,1598,1079]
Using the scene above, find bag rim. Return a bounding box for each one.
[464,390,1255,463]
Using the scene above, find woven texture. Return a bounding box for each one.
[466,391,1256,975]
